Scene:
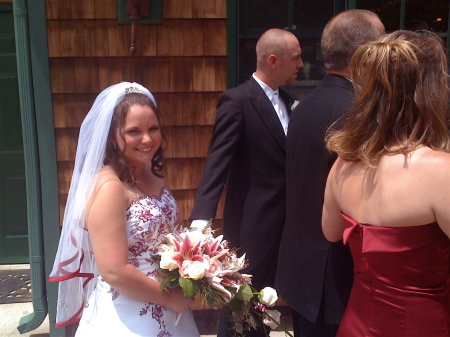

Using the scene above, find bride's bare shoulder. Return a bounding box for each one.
[92,165,127,199]
[97,165,121,182]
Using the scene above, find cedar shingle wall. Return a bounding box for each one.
[47,0,227,229]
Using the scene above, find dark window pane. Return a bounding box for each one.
[296,36,326,81]
[356,0,401,31]
[240,0,289,31]
[405,0,449,32]
[238,39,257,84]
[293,0,334,29]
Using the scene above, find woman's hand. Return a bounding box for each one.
[165,287,194,313]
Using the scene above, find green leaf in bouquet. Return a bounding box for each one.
[179,276,197,299]
[246,313,261,331]
[235,282,253,302]
[159,275,179,291]
[158,269,180,291]
[226,298,245,312]
[206,292,219,309]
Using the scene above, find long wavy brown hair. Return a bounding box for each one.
[326,30,450,165]
[104,92,166,182]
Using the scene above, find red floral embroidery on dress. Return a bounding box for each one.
[108,286,120,301]
[139,303,172,337]
[158,332,172,337]
[129,241,149,257]
[101,278,120,301]
[121,187,179,335]
[80,188,186,335]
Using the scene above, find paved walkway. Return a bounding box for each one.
[0,302,292,337]
[0,265,292,336]
[0,302,49,337]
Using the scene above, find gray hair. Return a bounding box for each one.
[321,9,384,72]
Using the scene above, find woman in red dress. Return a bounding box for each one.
[322,30,450,337]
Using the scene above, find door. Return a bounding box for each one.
[0,3,29,264]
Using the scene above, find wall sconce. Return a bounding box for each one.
[117,0,163,55]
[127,0,149,55]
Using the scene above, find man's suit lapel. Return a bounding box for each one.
[247,78,286,152]
[279,88,296,116]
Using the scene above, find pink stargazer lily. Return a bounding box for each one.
[206,276,233,301]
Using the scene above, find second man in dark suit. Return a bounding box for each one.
[190,28,303,337]
[275,9,385,337]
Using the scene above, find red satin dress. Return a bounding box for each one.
[337,213,450,337]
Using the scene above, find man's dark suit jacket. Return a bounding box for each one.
[190,77,295,289]
[275,74,354,325]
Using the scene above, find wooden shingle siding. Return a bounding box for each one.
[47,19,226,58]
[48,0,227,232]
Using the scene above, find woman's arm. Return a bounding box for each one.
[430,153,450,238]
[86,178,191,313]
[322,159,346,242]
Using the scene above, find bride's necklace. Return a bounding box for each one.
[130,183,145,196]
[130,169,156,197]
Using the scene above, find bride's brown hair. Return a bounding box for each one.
[326,30,450,165]
[104,92,166,182]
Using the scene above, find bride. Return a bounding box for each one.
[49,82,200,337]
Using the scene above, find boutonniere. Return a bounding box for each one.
[288,99,300,111]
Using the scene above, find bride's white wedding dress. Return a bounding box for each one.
[75,187,200,337]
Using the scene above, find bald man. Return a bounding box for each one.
[276,10,385,337]
[190,28,303,337]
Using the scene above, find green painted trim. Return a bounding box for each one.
[13,0,62,335]
[399,0,406,29]
[287,0,294,29]
[227,0,237,88]
[13,0,47,333]
[26,0,63,335]
[347,0,357,9]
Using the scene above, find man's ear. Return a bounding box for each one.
[268,54,278,68]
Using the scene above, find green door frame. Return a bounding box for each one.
[12,0,62,335]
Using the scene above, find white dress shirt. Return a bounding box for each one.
[252,73,289,135]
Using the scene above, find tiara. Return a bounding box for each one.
[125,86,145,95]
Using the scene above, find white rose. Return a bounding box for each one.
[260,287,278,307]
[183,260,206,280]
[187,230,205,246]
[160,251,179,271]
[263,309,281,330]
[190,219,209,232]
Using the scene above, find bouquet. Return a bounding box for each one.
[156,222,292,336]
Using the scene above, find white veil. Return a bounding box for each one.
[49,82,156,327]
